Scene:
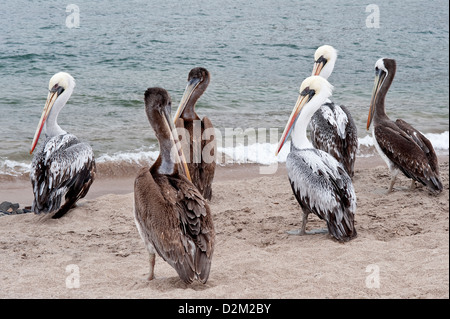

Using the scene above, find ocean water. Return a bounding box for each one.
[0,0,448,177]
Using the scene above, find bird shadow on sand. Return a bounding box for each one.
[130,274,215,292]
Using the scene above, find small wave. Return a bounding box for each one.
[97,150,159,164]
[358,131,449,153]
[2,53,41,61]
[1,132,448,178]
[358,135,375,148]
[0,159,31,177]
[218,142,290,165]
[424,131,449,151]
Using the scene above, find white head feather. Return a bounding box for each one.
[374,58,387,72]
[44,72,76,137]
[291,76,334,149]
[48,72,75,91]
[313,45,338,80]
[300,75,334,101]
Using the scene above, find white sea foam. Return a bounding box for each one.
[96,150,160,164]
[0,159,31,176]
[218,142,290,165]
[358,135,375,148]
[425,131,449,151]
[358,131,448,152]
[1,131,448,176]
[218,131,449,164]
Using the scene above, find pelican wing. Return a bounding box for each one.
[374,121,442,192]
[172,175,215,283]
[287,148,357,241]
[309,102,358,177]
[30,134,96,217]
[395,119,440,172]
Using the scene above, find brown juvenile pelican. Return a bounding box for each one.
[134,87,215,284]
[367,58,443,194]
[173,67,216,200]
[276,76,357,242]
[308,45,358,178]
[29,72,96,219]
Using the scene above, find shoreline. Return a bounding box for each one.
[0,154,446,207]
[1,154,397,207]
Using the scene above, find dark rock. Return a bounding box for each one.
[0,201,19,212]
[0,202,33,217]
[0,202,10,211]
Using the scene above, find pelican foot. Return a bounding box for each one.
[286,229,304,235]
[287,228,328,235]
[305,228,328,235]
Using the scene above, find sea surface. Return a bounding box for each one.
[1,0,448,177]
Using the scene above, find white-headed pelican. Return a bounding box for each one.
[308,45,358,178]
[30,72,96,219]
[277,76,357,242]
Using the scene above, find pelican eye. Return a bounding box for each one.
[316,56,327,65]
[50,84,65,95]
[300,87,316,103]
[300,87,315,97]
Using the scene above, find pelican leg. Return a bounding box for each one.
[147,253,156,281]
[387,175,397,193]
[287,211,328,235]
[301,210,329,235]
[410,180,416,190]
[301,211,308,235]
[287,211,308,235]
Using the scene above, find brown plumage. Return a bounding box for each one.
[134,87,215,284]
[174,67,216,200]
[367,58,443,194]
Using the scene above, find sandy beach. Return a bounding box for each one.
[0,154,448,299]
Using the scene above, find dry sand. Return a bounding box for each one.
[0,155,448,299]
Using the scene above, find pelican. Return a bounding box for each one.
[134,87,215,284]
[367,58,443,194]
[276,76,357,242]
[308,45,358,178]
[29,72,96,219]
[173,67,216,200]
